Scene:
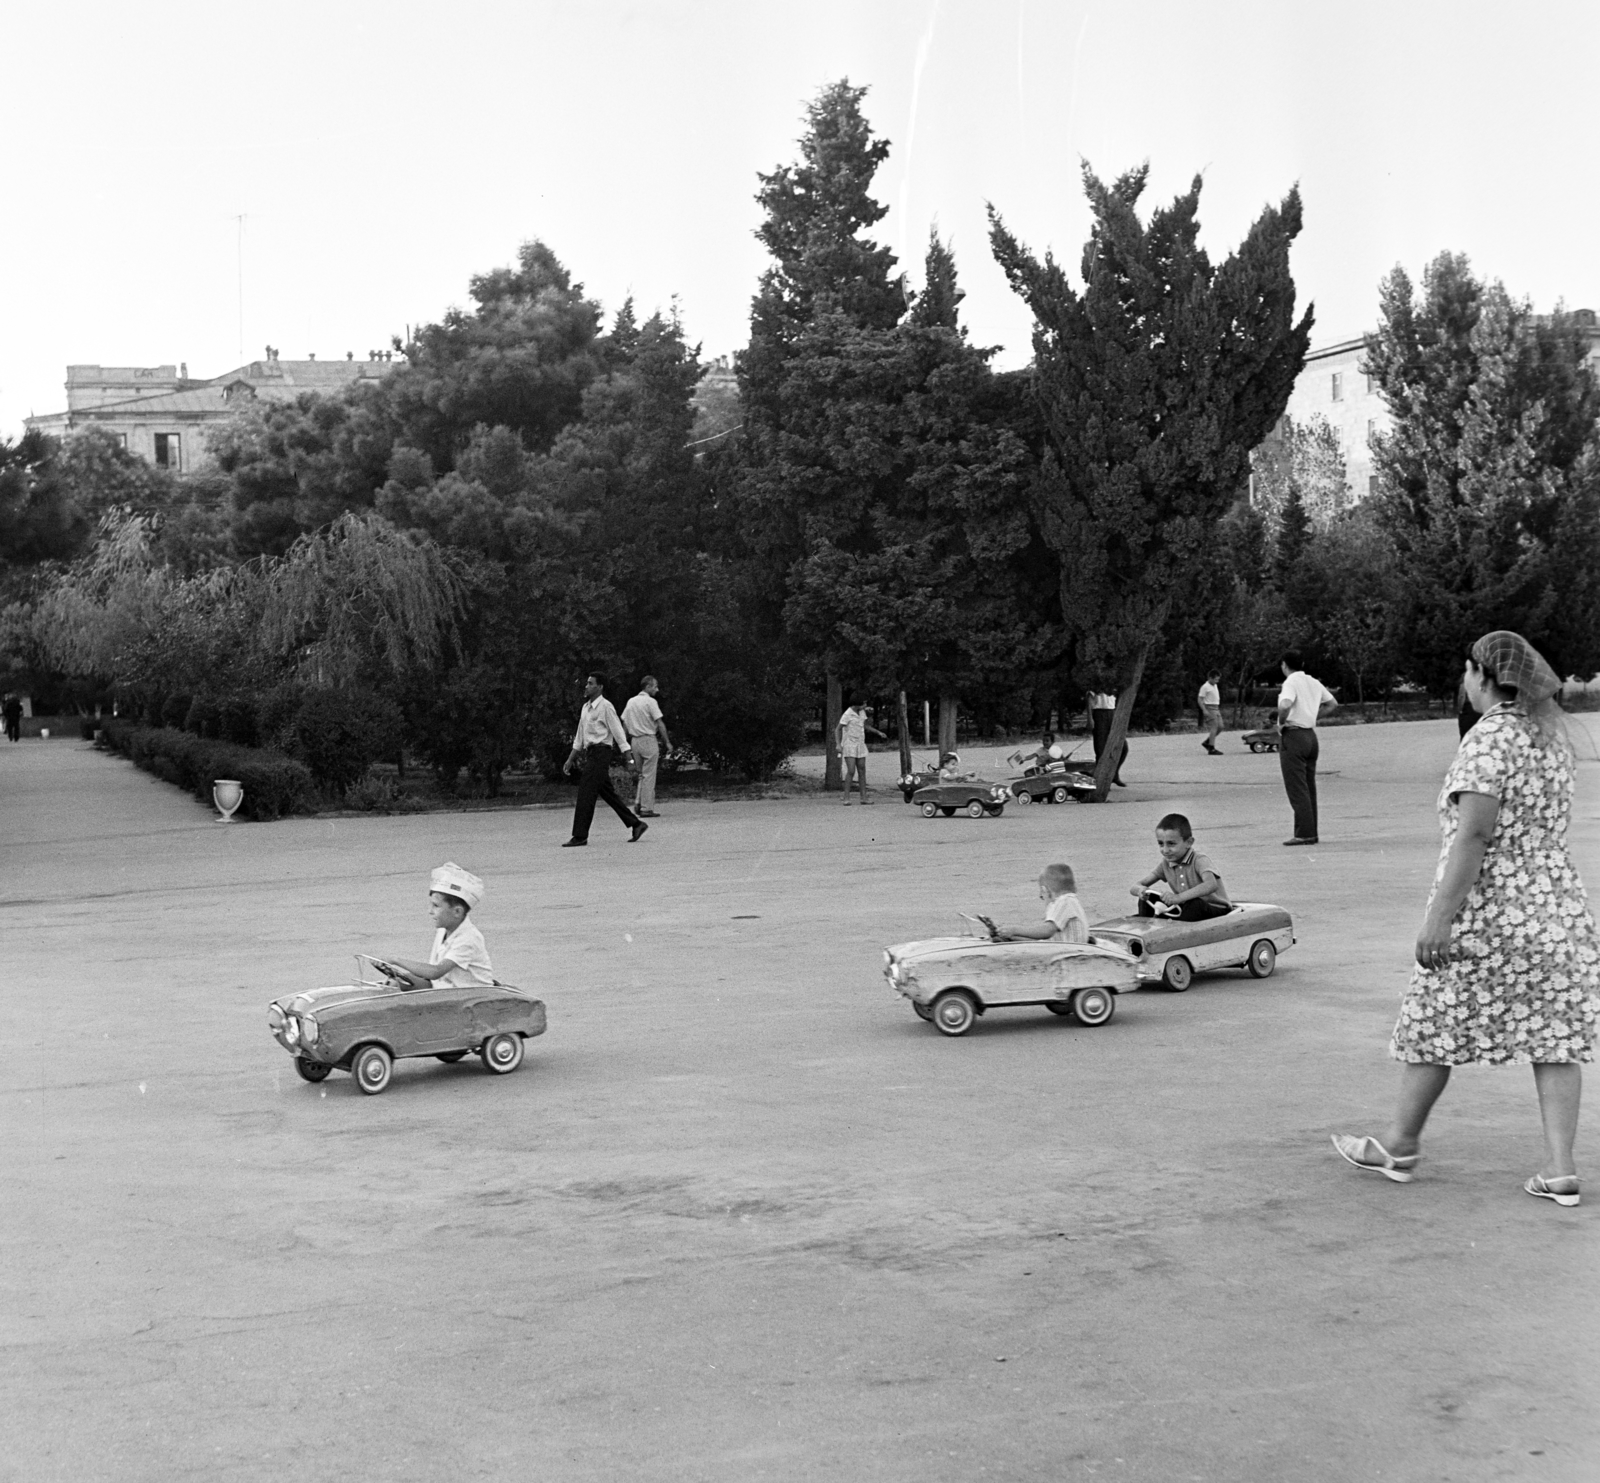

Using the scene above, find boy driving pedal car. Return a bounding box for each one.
[377,863,494,990]
[1129,814,1232,922]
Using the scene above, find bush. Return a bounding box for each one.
[291,686,405,793]
[674,670,808,779]
[161,693,192,729]
[218,695,258,747]
[102,721,316,821]
[184,695,222,738]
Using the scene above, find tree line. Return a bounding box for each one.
[3,82,1597,799]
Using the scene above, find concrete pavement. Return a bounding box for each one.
[2,720,1597,1481]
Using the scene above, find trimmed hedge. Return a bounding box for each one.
[102,721,316,821]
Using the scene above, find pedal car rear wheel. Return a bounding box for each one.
[931,989,978,1037]
[1051,785,1071,804]
[1162,955,1194,992]
[352,1044,393,1095]
[1247,939,1277,978]
[1013,788,1031,804]
[1070,986,1116,1026]
[965,800,985,819]
[920,802,939,818]
[481,1032,524,1075]
[435,1050,468,1063]
[912,1001,934,1022]
[293,1057,331,1083]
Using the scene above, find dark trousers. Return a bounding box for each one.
[1279,726,1320,839]
[571,744,638,842]
[1091,709,1127,782]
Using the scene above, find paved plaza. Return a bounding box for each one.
[3,720,1598,1481]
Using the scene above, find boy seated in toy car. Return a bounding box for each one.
[1129,814,1231,922]
[1007,732,1065,775]
[983,863,1090,943]
[373,863,495,990]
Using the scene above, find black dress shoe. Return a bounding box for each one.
[1282,836,1318,846]
[562,838,587,848]
[630,821,649,843]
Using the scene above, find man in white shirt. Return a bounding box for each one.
[562,672,647,847]
[1276,650,1337,845]
[1198,672,1223,754]
[621,676,671,818]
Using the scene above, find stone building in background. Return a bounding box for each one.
[25,348,398,472]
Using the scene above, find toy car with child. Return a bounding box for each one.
[883,919,1140,1035]
[1087,903,1295,990]
[910,777,1011,818]
[1008,762,1098,805]
[897,754,951,802]
[1242,727,1280,753]
[268,955,547,1094]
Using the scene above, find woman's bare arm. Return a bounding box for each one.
[1415,791,1499,968]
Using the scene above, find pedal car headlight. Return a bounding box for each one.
[299,1014,319,1046]
[284,1015,300,1046]
[267,1004,285,1033]
[990,785,1007,799]
[883,951,893,969]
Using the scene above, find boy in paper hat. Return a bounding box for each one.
[381,863,494,990]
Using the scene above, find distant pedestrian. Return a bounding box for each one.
[2,693,20,744]
[622,676,671,819]
[1276,651,1337,844]
[562,672,647,848]
[1198,672,1224,754]
[1088,691,1127,787]
[836,696,884,804]
[1333,631,1599,1207]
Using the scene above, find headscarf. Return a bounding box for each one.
[1470,631,1567,750]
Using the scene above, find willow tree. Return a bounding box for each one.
[990,165,1312,798]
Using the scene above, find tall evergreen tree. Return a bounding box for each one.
[989,164,1312,797]
[1366,253,1600,689]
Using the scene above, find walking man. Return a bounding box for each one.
[1277,650,1337,845]
[2,693,21,744]
[562,672,647,848]
[621,675,671,818]
[1198,671,1224,754]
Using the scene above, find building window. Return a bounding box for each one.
[154,432,181,470]
[1368,475,1379,497]
[1331,372,1343,401]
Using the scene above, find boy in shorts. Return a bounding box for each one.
[1129,814,1231,921]
[379,862,494,990]
[989,863,1090,943]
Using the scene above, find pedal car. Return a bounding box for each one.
[898,753,950,802]
[1009,760,1098,805]
[883,919,1140,1035]
[268,955,547,1094]
[1087,903,1294,991]
[911,777,1011,818]
[1243,727,1280,753]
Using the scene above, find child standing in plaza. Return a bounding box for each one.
[381,863,494,990]
[1129,815,1232,921]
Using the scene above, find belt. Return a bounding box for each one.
[1281,724,1315,731]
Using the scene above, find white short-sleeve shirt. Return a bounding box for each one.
[1045,893,1090,943]
[1198,681,1221,708]
[429,919,494,987]
[1278,670,1335,728]
[838,708,869,758]
[621,692,663,738]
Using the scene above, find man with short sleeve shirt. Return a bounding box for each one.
[1198,672,1223,754]
[621,676,671,818]
[562,672,647,847]
[1277,650,1337,845]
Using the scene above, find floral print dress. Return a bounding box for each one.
[1392,708,1600,1065]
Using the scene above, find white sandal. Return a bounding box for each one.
[1524,1174,1580,1207]
[1331,1134,1419,1183]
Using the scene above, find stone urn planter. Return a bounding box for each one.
[213,779,244,822]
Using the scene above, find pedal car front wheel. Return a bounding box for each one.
[1051,785,1072,804]
[965,800,985,819]
[352,1044,393,1095]
[1247,939,1277,978]
[481,1032,524,1075]
[293,1057,331,1083]
[1070,986,1116,1026]
[920,802,939,818]
[912,1001,934,1022]
[931,989,978,1037]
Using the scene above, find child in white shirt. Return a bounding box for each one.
[381,863,495,990]
[990,863,1090,943]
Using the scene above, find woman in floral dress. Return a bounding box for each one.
[1334,631,1600,1206]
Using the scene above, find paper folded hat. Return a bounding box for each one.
[430,862,484,909]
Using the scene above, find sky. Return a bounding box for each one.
[3,0,1598,438]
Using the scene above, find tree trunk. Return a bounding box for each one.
[938,694,958,759]
[824,673,843,790]
[1088,644,1151,802]
[896,690,913,777]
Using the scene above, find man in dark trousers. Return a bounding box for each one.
[1276,650,1337,845]
[2,693,21,743]
[562,672,647,848]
